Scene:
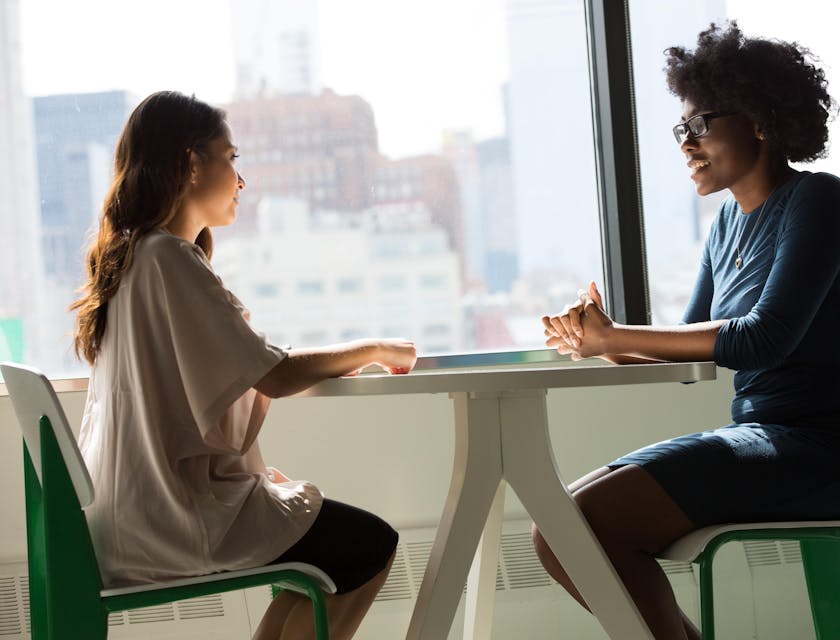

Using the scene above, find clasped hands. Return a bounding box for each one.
[542,281,614,360]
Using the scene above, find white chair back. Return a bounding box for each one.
[1,362,94,507]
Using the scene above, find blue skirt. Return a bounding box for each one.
[609,423,840,527]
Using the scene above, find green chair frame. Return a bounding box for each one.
[1,362,333,639]
[661,522,840,639]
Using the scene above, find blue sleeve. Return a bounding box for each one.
[682,239,713,324]
[714,174,840,370]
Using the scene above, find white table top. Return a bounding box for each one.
[294,359,717,398]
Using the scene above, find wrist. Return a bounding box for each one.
[361,339,383,363]
[602,322,624,355]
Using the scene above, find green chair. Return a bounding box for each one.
[1,362,334,639]
[660,520,840,639]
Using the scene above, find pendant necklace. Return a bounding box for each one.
[735,189,775,270]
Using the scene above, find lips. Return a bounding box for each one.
[687,158,710,177]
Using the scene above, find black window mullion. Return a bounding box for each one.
[584,0,650,325]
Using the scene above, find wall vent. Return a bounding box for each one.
[498,531,553,590]
[176,594,225,620]
[375,550,413,602]
[744,540,803,569]
[3,572,226,636]
[0,577,21,637]
[659,559,694,577]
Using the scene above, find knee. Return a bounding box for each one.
[531,522,553,564]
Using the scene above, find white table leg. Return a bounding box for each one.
[499,391,654,640]
[464,479,505,640]
[406,393,504,640]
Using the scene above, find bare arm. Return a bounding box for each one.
[544,282,723,363]
[254,338,417,398]
[593,320,725,362]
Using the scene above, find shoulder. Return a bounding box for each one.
[137,229,209,266]
[133,230,213,277]
[788,171,840,204]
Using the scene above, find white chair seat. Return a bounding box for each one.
[101,561,337,598]
[660,520,840,563]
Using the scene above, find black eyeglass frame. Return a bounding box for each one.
[672,111,738,144]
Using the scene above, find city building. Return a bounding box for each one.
[477,136,518,293]
[212,196,462,354]
[33,90,136,280]
[225,92,466,269]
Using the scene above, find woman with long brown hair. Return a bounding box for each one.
[73,90,417,639]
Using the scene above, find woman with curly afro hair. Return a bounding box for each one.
[533,21,840,639]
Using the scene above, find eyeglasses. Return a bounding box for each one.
[672,112,737,145]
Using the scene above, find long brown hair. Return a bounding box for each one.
[72,91,227,364]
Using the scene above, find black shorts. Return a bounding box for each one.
[272,498,398,594]
[609,423,840,527]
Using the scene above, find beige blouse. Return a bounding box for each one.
[79,229,322,587]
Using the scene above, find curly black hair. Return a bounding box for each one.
[665,21,835,163]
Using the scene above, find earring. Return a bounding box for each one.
[757,132,766,141]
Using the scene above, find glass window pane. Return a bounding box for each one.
[4,0,606,378]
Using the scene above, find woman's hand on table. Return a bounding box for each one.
[374,338,418,374]
[543,282,615,360]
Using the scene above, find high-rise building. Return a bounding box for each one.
[372,154,464,271]
[231,0,322,97]
[33,91,136,281]
[213,197,463,354]
[0,0,43,365]
[227,90,379,222]
[226,92,465,268]
[442,130,483,282]
[477,136,517,292]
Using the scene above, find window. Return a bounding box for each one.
[4,0,650,379]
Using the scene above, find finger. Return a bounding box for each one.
[548,316,573,347]
[542,315,559,336]
[389,367,411,375]
[546,335,573,353]
[567,306,584,338]
[557,314,580,347]
[589,281,604,308]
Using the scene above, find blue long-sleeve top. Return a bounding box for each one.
[683,171,840,427]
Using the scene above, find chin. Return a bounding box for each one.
[693,180,724,197]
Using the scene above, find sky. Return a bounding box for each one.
[18,0,509,158]
[18,0,840,164]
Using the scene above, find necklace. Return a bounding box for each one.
[735,190,775,270]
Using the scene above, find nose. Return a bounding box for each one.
[237,172,246,189]
[680,134,698,154]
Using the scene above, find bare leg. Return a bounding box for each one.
[531,465,701,640]
[253,551,396,640]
